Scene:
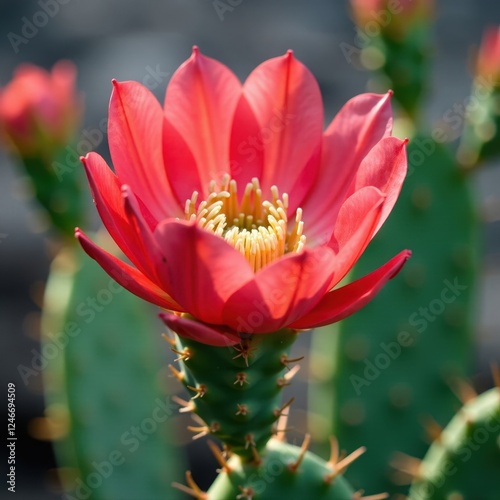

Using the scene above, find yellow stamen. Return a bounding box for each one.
[185,177,306,272]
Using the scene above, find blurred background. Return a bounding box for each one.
[1,0,499,498]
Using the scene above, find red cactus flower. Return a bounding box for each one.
[350,0,433,39]
[0,61,81,157]
[75,48,410,346]
[476,26,500,85]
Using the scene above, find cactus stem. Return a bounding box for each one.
[280,354,305,369]
[236,404,250,416]
[187,384,207,399]
[232,339,256,366]
[288,433,311,472]
[492,363,500,389]
[234,372,249,386]
[236,485,255,500]
[171,346,191,362]
[168,364,184,382]
[277,364,300,387]
[171,471,207,499]
[421,415,443,443]
[325,446,366,483]
[207,440,232,473]
[172,395,195,413]
[274,396,295,417]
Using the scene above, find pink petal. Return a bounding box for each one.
[289,250,411,329]
[160,313,240,347]
[228,94,265,192]
[82,152,158,278]
[222,246,336,333]
[153,220,255,325]
[109,80,180,219]
[121,185,174,295]
[75,229,182,312]
[347,136,407,234]
[163,47,242,193]
[327,186,385,288]
[242,51,323,206]
[162,117,203,207]
[302,92,393,244]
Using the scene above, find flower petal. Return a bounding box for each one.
[348,136,408,234]
[75,229,182,311]
[302,92,393,244]
[327,186,385,288]
[153,220,255,325]
[82,152,158,278]
[289,250,411,329]
[109,80,180,219]
[164,47,242,192]
[160,313,240,347]
[242,51,323,205]
[228,94,265,192]
[222,246,336,333]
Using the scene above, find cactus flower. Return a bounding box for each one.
[0,61,81,157]
[350,0,432,39]
[76,48,410,346]
[476,26,500,85]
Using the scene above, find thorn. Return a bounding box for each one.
[161,332,176,346]
[325,446,366,483]
[272,425,293,438]
[234,372,249,386]
[280,354,304,370]
[172,395,195,413]
[171,346,191,362]
[352,492,389,500]
[288,434,311,472]
[207,441,232,473]
[244,434,256,450]
[273,400,292,442]
[451,378,477,404]
[233,340,256,367]
[171,471,207,499]
[236,404,249,416]
[421,415,443,443]
[187,384,207,399]
[273,397,295,417]
[277,364,300,387]
[168,364,184,382]
[187,425,210,440]
[250,446,262,465]
[237,486,255,500]
[390,452,422,482]
[492,363,500,389]
[329,436,339,465]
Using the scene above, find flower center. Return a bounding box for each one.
[184,174,306,272]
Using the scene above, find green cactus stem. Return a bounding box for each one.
[42,236,184,499]
[170,329,299,461]
[174,436,389,500]
[308,136,480,496]
[408,379,500,500]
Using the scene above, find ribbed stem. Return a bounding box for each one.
[174,329,298,461]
